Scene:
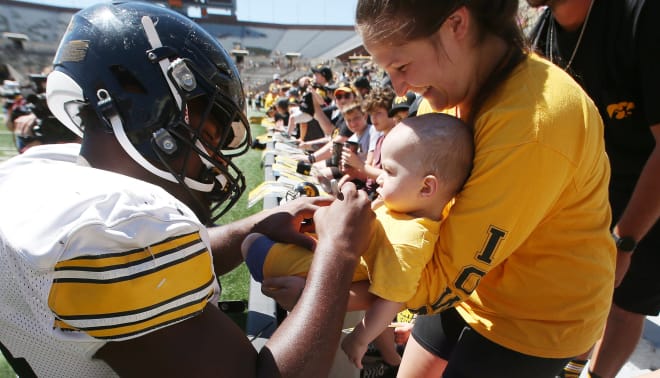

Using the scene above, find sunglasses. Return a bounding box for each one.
[335,93,353,100]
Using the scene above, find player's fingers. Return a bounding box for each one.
[337,180,358,200]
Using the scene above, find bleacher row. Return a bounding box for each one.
[0,1,359,107]
[0,1,359,73]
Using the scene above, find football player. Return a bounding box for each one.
[0,2,374,377]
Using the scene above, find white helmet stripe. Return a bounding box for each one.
[141,15,182,109]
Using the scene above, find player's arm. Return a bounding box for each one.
[98,183,376,377]
[95,303,259,377]
[208,196,332,276]
[260,182,376,376]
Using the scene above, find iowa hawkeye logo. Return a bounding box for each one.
[607,101,635,120]
[393,95,409,105]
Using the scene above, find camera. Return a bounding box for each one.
[298,91,315,116]
[8,75,79,145]
[12,93,76,144]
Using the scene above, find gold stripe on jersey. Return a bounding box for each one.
[53,287,217,340]
[53,232,200,270]
[48,232,219,339]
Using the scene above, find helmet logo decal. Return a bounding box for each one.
[57,40,89,63]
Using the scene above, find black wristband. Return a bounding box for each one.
[612,232,637,253]
[308,154,316,163]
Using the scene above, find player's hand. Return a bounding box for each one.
[332,171,348,186]
[339,166,362,184]
[341,331,368,369]
[255,196,333,251]
[261,276,306,311]
[314,182,375,262]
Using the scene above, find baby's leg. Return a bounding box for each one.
[242,232,315,282]
[242,232,275,282]
[373,328,402,367]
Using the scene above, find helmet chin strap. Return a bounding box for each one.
[106,106,215,192]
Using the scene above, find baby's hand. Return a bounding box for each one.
[341,331,368,369]
[392,322,414,345]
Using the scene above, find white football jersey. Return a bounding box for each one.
[0,144,220,377]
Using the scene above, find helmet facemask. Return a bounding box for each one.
[151,57,251,224]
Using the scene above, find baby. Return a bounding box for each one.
[242,113,474,369]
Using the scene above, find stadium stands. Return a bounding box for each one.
[0,0,360,98]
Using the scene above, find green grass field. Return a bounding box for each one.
[0,115,268,376]
[0,130,17,162]
[217,121,268,329]
[0,131,15,153]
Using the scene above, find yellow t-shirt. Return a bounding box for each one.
[417,53,615,358]
[364,206,441,305]
[262,206,441,306]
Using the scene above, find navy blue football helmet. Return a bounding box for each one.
[46,1,250,224]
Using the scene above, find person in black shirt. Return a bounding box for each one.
[528,1,660,377]
[274,98,290,128]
